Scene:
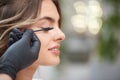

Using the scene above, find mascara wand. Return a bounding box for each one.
[34,27,53,32]
[15,27,53,39]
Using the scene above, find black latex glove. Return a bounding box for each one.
[9,28,24,46]
[0,29,40,80]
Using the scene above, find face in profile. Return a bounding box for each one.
[28,0,65,66]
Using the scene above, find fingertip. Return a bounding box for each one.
[32,35,40,47]
[9,38,14,46]
[31,33,41,53]
[9,32,14,37]
[22,29,33,38]
[25,29,33,35]
[12,28,21,33]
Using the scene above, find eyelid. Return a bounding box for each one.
[41,26,53,28]
[41,27,53,31]
[34,27,53,32]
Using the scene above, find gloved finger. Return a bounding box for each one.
[12,28,23,39]
[9,38,14,46]
[12,28,22,33]
[22,29,33,42]
[9,32,20,43]
[31,33,40,56]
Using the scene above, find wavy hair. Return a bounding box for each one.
[0,0,61,56]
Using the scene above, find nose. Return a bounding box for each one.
[54,28,65,42]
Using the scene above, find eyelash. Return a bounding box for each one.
[41,27,53,31]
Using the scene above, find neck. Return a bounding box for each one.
[16,62,39,80]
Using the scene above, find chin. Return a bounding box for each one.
[40,58,60,66]
[50,57,60,66]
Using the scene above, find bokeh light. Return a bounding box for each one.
[71,0,103,35]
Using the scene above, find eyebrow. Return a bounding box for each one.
[38,16,58,23]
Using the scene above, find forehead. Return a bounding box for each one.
[38,0,60,22]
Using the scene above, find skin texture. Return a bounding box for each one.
[16,0,65,80]
[0,74,12,80]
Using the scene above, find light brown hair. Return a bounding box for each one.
[0,0,62,56]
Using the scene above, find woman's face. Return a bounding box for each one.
[28,0,65,66]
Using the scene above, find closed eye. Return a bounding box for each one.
[41,27,53,31]
[34,27,53,32]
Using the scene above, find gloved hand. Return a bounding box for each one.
[9,28,24,46]
[0,29,40,80]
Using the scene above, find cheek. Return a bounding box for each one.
[35,32,53,48]
[35,33,49,50]
[34,33,60,65]
[35,33,50,58]
[34,33,47,63]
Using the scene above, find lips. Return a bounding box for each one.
[48,45,60,56]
